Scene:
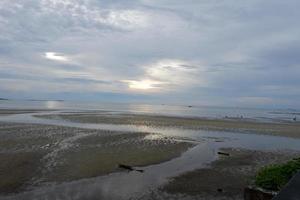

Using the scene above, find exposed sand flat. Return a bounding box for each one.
[36,113,300,138]
[0,122,192,194]
[0,109,54,116]
[1,110,300,199]
[161,148,300,200]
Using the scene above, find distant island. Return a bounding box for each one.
[27,99,64,102]
[0,98,64,102]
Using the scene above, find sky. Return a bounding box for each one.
[0,0,300,108]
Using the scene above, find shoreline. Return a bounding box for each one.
[160,148,300,200]
[1,110,300,199]
[0,109,56,116]
[34,111,300,138]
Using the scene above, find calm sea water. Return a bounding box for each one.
[0,100,299,122]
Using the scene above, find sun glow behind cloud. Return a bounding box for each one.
[1,0,300,107]
[121,59,200,92]
[123,80,162,90]
[45,52,69,62]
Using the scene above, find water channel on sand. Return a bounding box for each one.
[0,111,300,200]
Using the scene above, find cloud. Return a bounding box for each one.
[0,0,300,108]
[236,97,274,105]
[122,79,164,90]
[40,0,149,30]
[45,52,69,62]
[144,59,205,89]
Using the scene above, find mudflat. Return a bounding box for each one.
[161,148,300,200]
[0,122,192,194]
[0,109,54,116]
[36,112,300,138]
[1,110,300,199]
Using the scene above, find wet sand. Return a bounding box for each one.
[1,109,300,199]
[36,112,300,138]
[161,148,300,200]
[0,109,54,116]
[0,122,192,194]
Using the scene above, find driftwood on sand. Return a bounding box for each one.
[118,164,144,173]
[217,151,230,156]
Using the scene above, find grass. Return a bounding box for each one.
[255,158,300,191]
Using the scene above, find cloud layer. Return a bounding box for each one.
[0,0,300,108]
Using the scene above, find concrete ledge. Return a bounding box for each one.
[272,171,300,200]
[244,187,275,200]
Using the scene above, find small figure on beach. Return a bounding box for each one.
[118,164,144,173]
[293,116,297,121]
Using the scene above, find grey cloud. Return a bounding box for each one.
[61,77,113,84]
[0,0,300,108]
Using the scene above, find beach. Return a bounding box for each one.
[0,122,192,193]
[161,148,299,200]
[36,112,300,138]
[2,0,300,199]
[0,108,300,200]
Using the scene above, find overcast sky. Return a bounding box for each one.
[0,0,299,108]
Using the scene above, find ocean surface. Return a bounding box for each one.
[0,99,299,122]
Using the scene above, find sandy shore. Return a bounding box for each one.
[36,112,300,138]
[0,122,192,194]
[160,148,300,200]
[1,110,300,199]
[0,109,54,116]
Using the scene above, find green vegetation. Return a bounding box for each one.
[255,158,300,191]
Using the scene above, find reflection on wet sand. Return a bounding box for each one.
[35,112,300,138]
[0,110,300,200]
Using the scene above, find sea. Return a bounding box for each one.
[0,99,299,123]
